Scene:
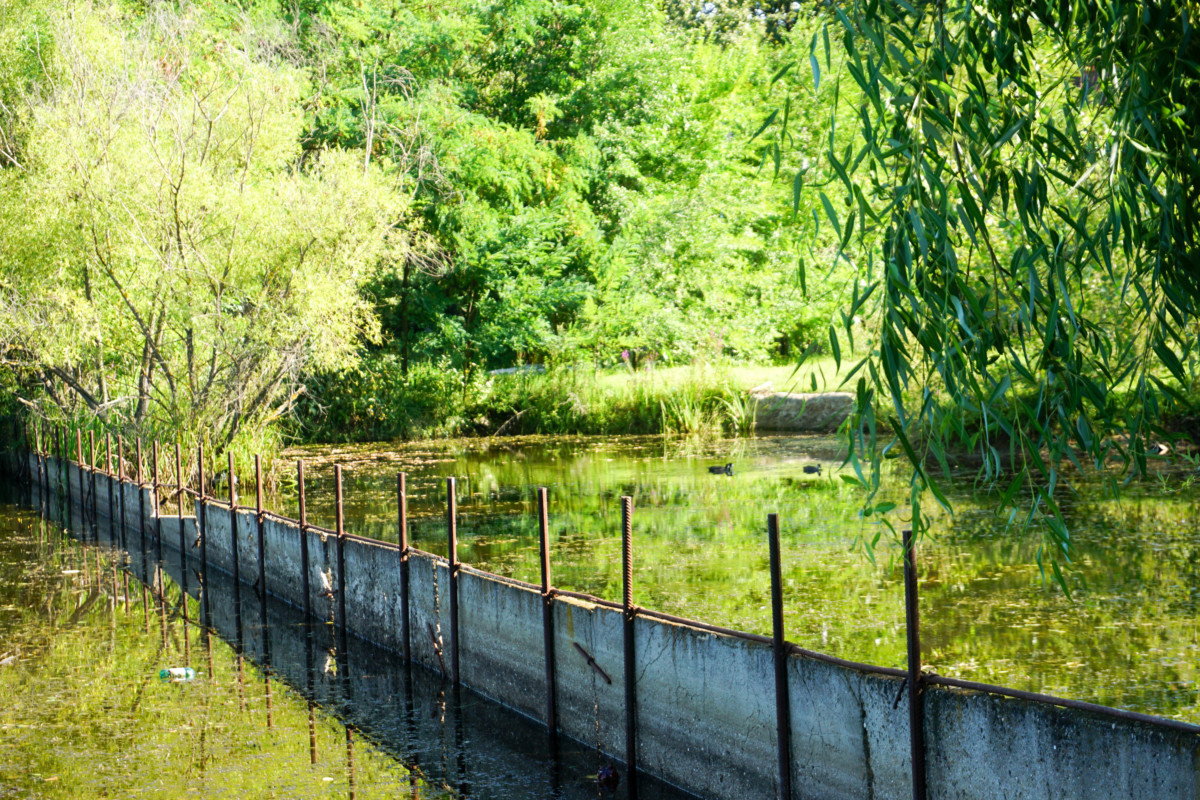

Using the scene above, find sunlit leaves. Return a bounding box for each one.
[0,3,407,448]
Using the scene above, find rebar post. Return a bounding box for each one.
[152,442,164,587]
[335,464,348,641]
[447,476,460,685]
[106,434,114,540]
[298,460,311,620]
[256,455,266,603]
[75,430,85,540]
[175,442,187,617]
[903,528,926,800]
[225,450,239,589]
[767,513,792,800]
[622,495,638,799]
[398,472,410,662]
[88,432,97,543]
[538,487,558,738]
[117,436,127,550]
[198,445,209,625]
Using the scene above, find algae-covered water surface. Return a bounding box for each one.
[0,501,430,798]
[0,489,682,799]
[282,434,1200,724]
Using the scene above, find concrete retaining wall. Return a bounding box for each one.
[19,451,1200,800]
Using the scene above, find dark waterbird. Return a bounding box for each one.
[708,463,733,476]
[802,464,822,475]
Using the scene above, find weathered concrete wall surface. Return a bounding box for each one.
[751,390,853,432]
[20,450,1200,800]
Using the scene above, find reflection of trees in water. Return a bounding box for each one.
[265,436,1200,720]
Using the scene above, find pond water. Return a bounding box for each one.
[278,434,1200,724]
[0,488,687,800]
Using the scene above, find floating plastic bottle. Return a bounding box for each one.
[158,667,196,682]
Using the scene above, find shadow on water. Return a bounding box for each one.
[13,475,693,800]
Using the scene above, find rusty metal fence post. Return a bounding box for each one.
[335,465,348,649]
[447,476,460,686]
[256,455,266,602]
[622,495,638,799]
[198,445,210,626]
[538,487,558,739]
[903,528,927,800]
[136,439,146,554]
[117,436,128,551]
[152,442,164,589]
[75,430,85,540]
[228,451,240,589]
[298,460,310,620]
[398,473,411,662]
[105,434,114,539]
[767,513,792,800]
[175,443,187,617]
[88,432,97,544]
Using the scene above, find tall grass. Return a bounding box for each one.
[291,355,854,443]
[476,360,821,437]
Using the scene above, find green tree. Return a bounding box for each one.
[0,2,406,448]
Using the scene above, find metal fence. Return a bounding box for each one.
[9,420,1200,800]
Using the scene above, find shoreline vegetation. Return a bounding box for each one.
[289,356,857,443]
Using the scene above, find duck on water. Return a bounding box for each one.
[709,463,822,476]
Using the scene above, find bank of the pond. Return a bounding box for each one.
[290,362,851,442]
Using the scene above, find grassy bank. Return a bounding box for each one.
[290,357,857,443]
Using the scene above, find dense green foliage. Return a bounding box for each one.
[1,0,857,447]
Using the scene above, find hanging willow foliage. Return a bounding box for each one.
[769,0,1199,585]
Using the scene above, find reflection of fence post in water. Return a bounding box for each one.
[305,571,319,765]
[621,495,638,800]
[398,473,410,662]
[447,476,460,686]
[767,513,792,800]
[346,726,357,800]
[538,487,558,741]
[903,528,927,800]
